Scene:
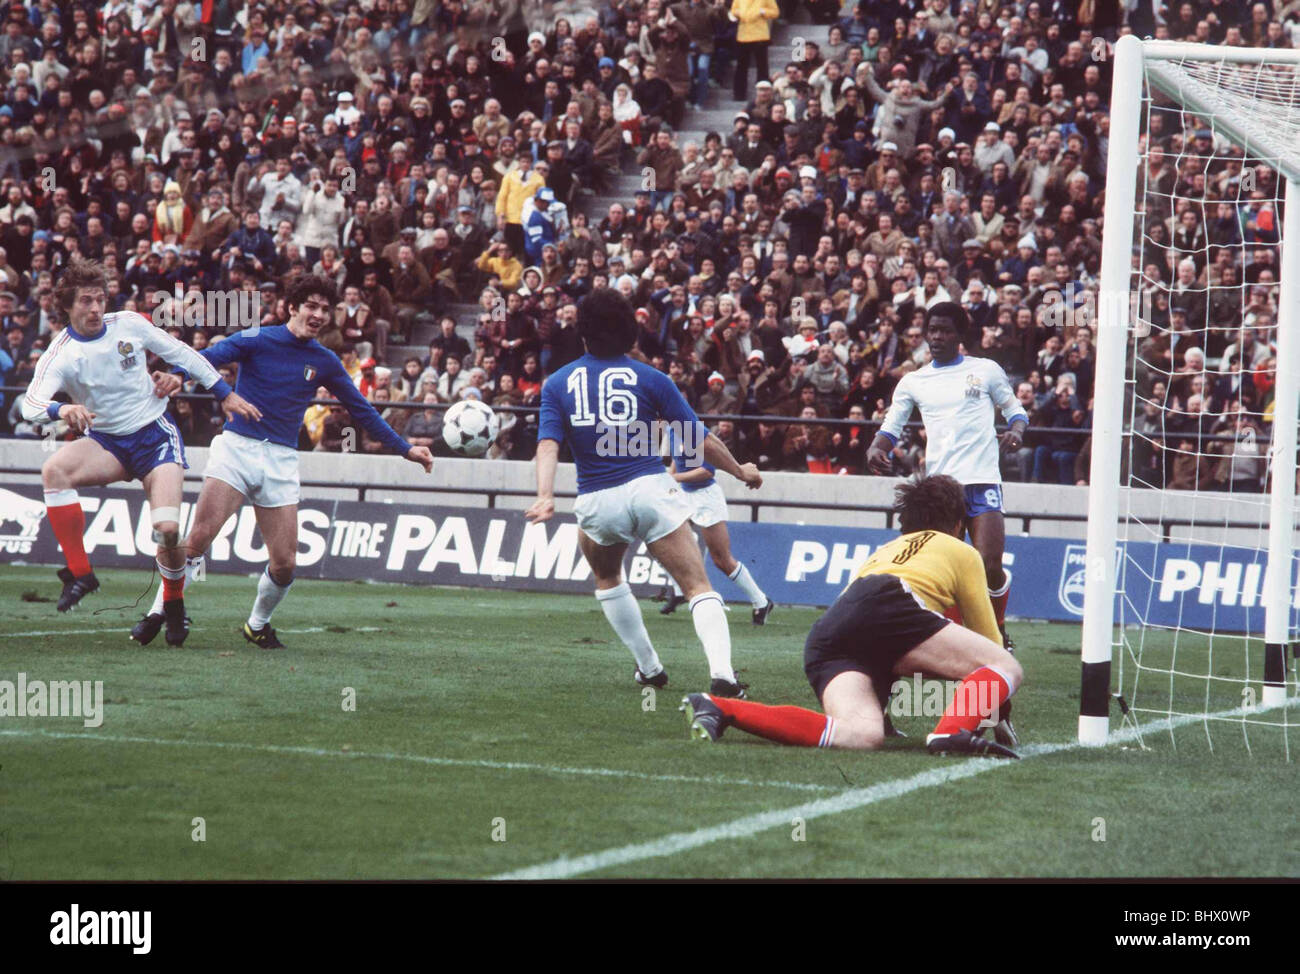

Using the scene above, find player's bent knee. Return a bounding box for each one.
[998,654,1025,690]
[41,456,71,488]
[833,718,885,750]
[269,560,295,586]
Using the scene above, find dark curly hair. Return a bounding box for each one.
[577,287,638,358]
[286,274,338,314]
[894,474,967,535]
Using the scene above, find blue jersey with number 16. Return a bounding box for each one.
[538,354,707,494]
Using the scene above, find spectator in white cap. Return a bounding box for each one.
[975,120,1014,175]
[334,90,360,128]
[998,233,1040,287]
[698,369,737,414]
[936,126,957,154]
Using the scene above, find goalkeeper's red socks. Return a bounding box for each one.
[989,575,1011,628]
[710,695,836,747]
[930,666,1014,738]
[44,489,91,576]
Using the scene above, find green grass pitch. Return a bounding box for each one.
[1,565,1297,879]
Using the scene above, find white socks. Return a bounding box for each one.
[673,564,765,610]
[44,488,78,508]
[596,582,663,677]
[248,569,292,629]
[149,556,201,614]
[728,562,768,609]
[689,591,734,681]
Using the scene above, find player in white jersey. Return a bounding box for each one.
[866,303,1027,743]
[20,259,260,642]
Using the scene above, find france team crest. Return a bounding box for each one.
[1058,544,1088,616]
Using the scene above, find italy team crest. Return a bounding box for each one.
[304,365,318,382]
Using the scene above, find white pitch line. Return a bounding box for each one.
[491,700,1297,881]
[6,625,384,638]
[0,728,836,793]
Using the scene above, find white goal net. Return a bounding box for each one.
[1082,39,1300,754]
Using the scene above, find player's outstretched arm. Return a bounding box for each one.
[525,438,560,523]
[702,431,762,489]
[139,312,239,402]
[151,364,261,421]
[406,445,434,472]
[325,369,422,465]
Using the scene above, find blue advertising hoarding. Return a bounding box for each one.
[0,485,1293,634]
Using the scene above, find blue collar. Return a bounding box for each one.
[66,321,107,342]
[932,353,963,368]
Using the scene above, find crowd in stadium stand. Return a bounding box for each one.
[0,0,1288,489]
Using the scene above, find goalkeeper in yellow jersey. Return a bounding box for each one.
[680,475,1024,758]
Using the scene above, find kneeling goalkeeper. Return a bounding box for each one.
[680,474,1023,757]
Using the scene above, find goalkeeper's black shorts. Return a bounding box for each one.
[803,574,951,705]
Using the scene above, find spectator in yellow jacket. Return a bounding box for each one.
[730,0,780,101]
[476,240,524,292]
[495,154,545,256]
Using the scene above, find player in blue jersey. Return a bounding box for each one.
[657,426,774,624]
[136,275,434,648]
[525,288,763,696]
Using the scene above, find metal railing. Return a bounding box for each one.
[1,385,1105,439]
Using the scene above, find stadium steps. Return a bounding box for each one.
[382,17,831,372]
[585,167,650,226]
[577,16,831,224]
[382,301,480,367]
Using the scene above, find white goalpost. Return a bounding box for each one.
[1081,36,1300,750]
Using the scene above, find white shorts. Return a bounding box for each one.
[573,471,694,547]
[687,482,729,528]
[204,431,301,508]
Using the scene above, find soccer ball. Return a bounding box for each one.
[442,399,500,457]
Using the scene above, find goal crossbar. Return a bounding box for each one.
[1140,42,1300,183]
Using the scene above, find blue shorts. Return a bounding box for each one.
[88,414,188,481]
[964,483,1003,519]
